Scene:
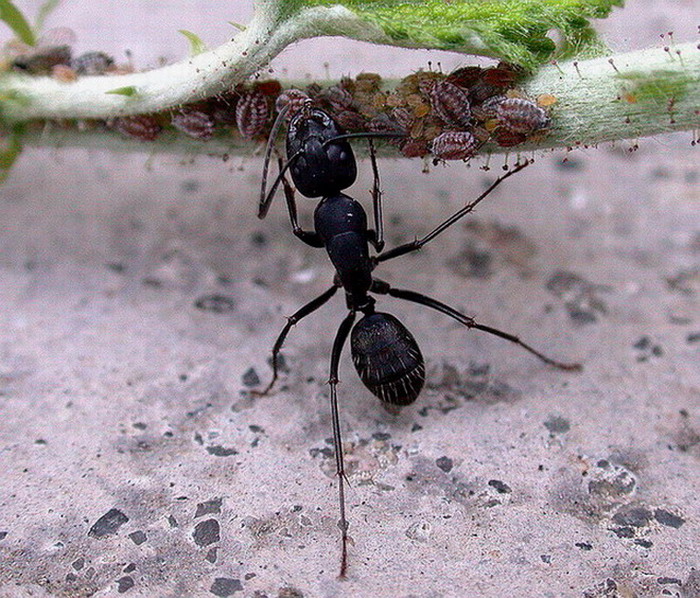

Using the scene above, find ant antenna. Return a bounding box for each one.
[259,103,294,219]
[258,148,304,219]
[321,131,406,148]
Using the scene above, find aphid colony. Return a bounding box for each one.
[2,40,553,160]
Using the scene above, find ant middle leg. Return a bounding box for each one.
[252,284,339,397]
[375,160,531,264]
[371,281,581,371]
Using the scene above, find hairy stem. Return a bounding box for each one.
[6,43,700,158]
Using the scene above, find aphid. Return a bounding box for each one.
[430,131,479,161]
[71,51,114,75]
[275,89,310,121]
[254,105,580,577]
[236,90,269,138]
[494,97,550,134]
[111,115,162,141]
[51,64,77,82]
[172,109,216,140]
[320,85,353,111]
[12,45,71,74]
[333,109,367,132]
[420,79,472,129]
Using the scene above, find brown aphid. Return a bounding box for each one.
[338,76,356,94]
[401,139,429,158]
[390,107,413,131]
[320,85,353,111]
[421,80,472,129]
[494,97,549,134]
[112,115,162,141]
[368,113,405,144]
[354,72,382,93]
[275,88,310,120]
[334,110,367,132]
[491,126,529,147]
[12,45,71,74]
[446,66,483,88]
[172,109,216,140]
[52,64,77,82]
[71,51,114,75]
[236,90,269,138]
[255,79,282,97]
[208,94,239,126]
[430,131,479,161]
[481,63,520,87]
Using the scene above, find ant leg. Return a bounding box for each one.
[278,159,325,248]
[367,139,385,252]
[375,160,531,264]
[328,309,357,579]
[252,285,339,396]
[372,282,581,371]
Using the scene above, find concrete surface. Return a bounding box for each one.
[1,1,698,597]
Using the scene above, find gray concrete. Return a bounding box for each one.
[1,2,698,597]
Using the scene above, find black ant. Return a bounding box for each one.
[255,101,580,577]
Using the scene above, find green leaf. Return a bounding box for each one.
[178,29,207,56]
[282,0,624,70]
[105,86,139,97]
[0,0,37,46]
[34,0,62,33]
[0,124,23,182]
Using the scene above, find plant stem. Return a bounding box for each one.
[5,44,700,157]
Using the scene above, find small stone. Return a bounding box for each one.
[241,368,260,388]
[210,577,243,596]
[194,294,236,313]
[193,519,220,547]
[206,445,238,457]
[654,508,685,528]
[435,456,453,473]
[612,506,652,528]
[88,509,129,538]
[544,416,570,434]
[195,498,223,518]
[117,576,135,593]
[488,480,512,494]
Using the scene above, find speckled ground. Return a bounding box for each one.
[0,2,698,598]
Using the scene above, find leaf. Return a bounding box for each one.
[0,0,37,45]
[106,86,139,97]
[0,124,23,182]
[280,0,624,71]
[34,0,62,33]
[178,29,207,56]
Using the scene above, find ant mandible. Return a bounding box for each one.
[254,100,580,578]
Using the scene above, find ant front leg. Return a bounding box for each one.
[367,139,385,253]
[278,158,324,249]
[375,160,531,264]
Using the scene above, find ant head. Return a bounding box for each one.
[286,108,357,198]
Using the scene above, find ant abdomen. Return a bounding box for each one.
[351,312,425,406]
